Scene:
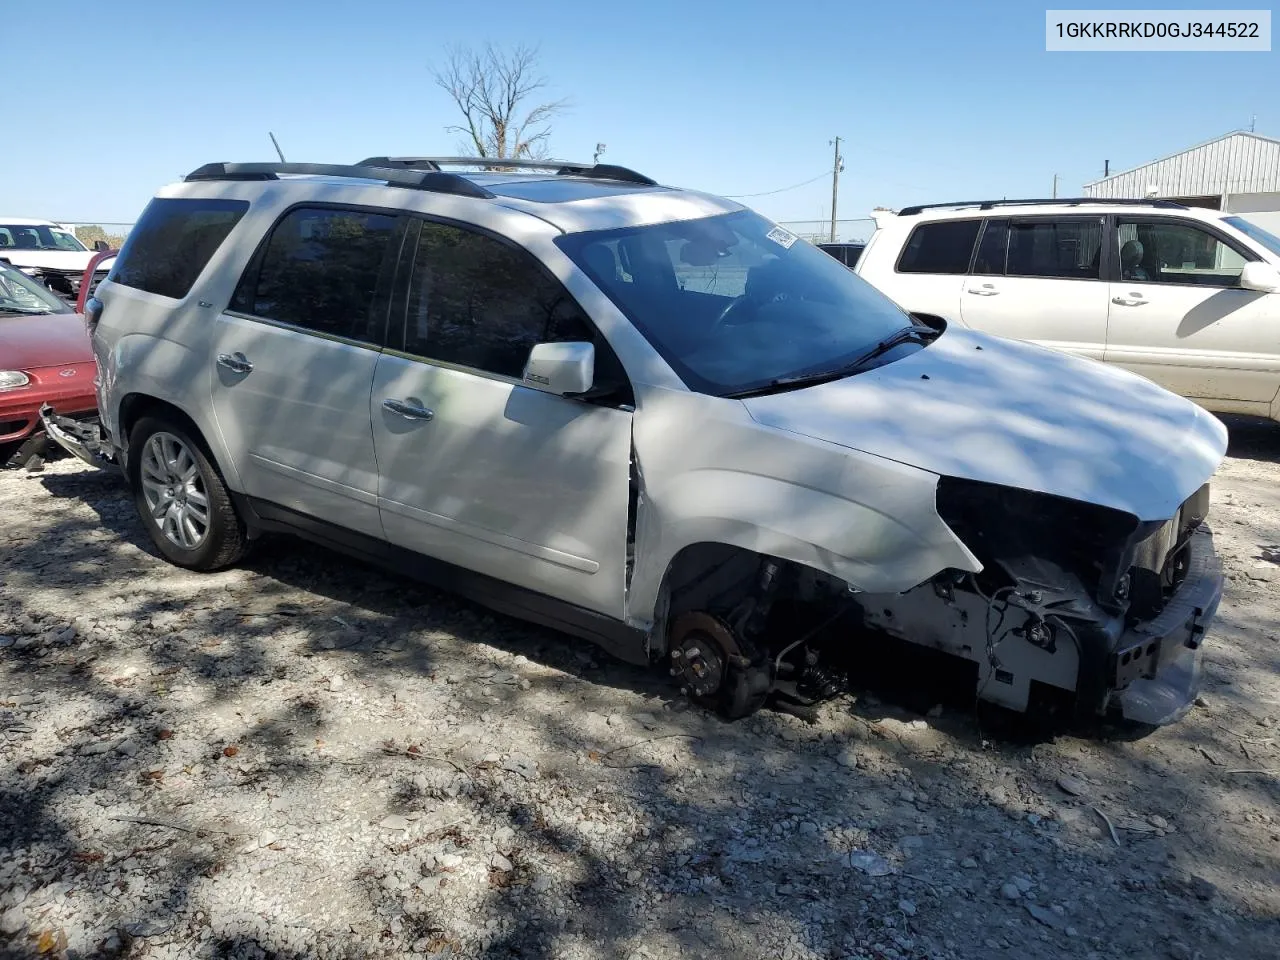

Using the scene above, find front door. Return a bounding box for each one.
[959,215,1110,359]
[1105,217,1280,402]
[371,218,633,617]
[209,205,401,538]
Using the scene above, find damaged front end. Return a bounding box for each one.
[854,478,1222,725]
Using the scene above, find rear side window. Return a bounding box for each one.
[896,220,981,274]
[971,219,1009,275]
[231,206,399,344]
[109,198,248,299]
[1006,218,1102,280]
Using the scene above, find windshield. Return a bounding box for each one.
[0,262,74,314]
[558,211,913,396]
[0,223,87,252]
[1224,216,1280,258]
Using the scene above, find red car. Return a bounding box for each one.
[0,260,97,465]
[75,248,117,314]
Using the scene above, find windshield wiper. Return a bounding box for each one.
[725,324,939,399]
[0,307,56,316]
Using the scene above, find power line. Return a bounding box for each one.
[724,171,830,198]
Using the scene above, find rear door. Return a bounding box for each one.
[209,205,402,538]
[959,215,1109,359]
[371,217,634,617]
[1105,216,1280,402]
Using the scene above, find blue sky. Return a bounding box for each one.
[6,0,1275,233]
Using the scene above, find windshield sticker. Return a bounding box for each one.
[766,225,798,249]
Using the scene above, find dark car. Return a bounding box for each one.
[817,241,865,269]
[0,262,97,465]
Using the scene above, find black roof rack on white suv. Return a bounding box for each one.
[896,197,1188,216]
[356,156,658,186]
[185,161,497,199]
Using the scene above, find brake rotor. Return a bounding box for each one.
[668,612,742,698]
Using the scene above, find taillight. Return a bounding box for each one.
[84,296,104,335]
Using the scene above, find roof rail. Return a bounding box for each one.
[356,156,658,186]
[183,162,495,200]
[897,197,1188,216]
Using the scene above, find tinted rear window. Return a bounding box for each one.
[230,206,398,344]
[1007,219,1102,280]
[896,220,981,274]
[109,197,248,299]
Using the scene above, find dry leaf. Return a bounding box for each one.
[222,745,239,757]
[34,927,67,954]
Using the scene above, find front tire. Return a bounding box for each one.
[128,416,248,570]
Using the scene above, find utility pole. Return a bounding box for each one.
[1104,159,1110,177]
[269,131,286,163]
[1250,114,1257,132]
[593,142,607,164]
[829,136,843,243]
[1052,173,1058,199]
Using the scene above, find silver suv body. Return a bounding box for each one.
[57,159,1228,726]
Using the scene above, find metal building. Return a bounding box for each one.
[1083,130,1280,230]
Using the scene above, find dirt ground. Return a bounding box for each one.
[1,417,1278,960]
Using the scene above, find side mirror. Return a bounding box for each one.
[1240,261,1280,293]
[93,240,110,252]
[523,341,595,396]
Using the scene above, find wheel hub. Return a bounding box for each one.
[668,613,743,699]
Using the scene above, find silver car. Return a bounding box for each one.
[47,157,1227,726]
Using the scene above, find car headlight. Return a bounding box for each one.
[0,371,31,391]
[16,266,40,277]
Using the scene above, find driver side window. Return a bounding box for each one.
[399,219,632,401]
[1117,219,1250,287]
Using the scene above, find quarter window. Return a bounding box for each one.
[896,220,981,274]
[400,220,598,379]
[110,198,249,299]
[231,207,398,343]
[1006,219,1102,280]
[1116,220,1249,287]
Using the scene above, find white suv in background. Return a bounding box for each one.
[856,199,1280,423]
[45,159,1228,727]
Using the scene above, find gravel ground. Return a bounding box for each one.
[1,418,1278,960]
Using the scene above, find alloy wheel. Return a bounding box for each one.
[139,431,210,550]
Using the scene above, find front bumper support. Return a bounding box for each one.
[1108,527,1223,725]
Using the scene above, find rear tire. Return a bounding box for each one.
[128,416,248,570]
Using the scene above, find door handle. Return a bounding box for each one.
[216,352,253,374]
[382,398,435,421]
[966,286,1000,296]
[1111,296,1149,307]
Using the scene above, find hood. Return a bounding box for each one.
[0,311,93,369]
[742,327,1227,522]
[0,249,95,272]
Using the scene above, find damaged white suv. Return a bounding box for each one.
[47,157,1227,727]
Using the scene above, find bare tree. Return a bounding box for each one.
[432,44,568,160]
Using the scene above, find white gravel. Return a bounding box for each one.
[2,418,1279,959]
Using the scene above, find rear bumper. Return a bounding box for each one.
[38,404,117,469]
[1106,526,1223,725]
